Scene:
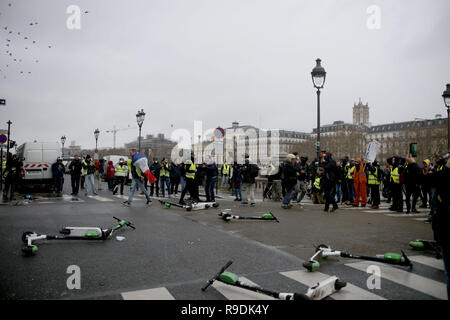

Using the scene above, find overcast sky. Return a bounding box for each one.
[1,0,449,149]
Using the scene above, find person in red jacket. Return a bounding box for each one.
[353,158,368,207]
[106,160,115,191]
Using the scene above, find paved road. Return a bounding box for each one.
[0,183,445,300]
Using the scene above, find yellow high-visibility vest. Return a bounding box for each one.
[368,167,380,185]
[347,166,355,180]
[115,164,127,177]
[222,164,230,176]
[185,162,196,179]
[314,177,321,190]
[160,164,170,177]
[391,167,400,184]
[127,159,132,173]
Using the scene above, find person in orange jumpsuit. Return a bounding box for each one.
[353,158,367,207]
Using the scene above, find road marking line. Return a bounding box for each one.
[384,213,428,217]
[413,218,428,221]
[409,255,445,271]
[280,270,385,300]
[86,195,114,202]
[212,276,276,300]
[38,201,55,204]
[361,210,391,213]
[121,287,175,300]
[346,261,447,300]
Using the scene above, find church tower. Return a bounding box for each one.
[353,98,370,127]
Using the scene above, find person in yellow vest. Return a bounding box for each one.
[345,159,355,205]
[159,158,172,198]
[388,156,405,212]
[113,158,128,195]
[179,155,199,204]
[367,161,381,209]
[312,167,325,204]
[220,162,230,189]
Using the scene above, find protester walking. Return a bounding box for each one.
[69,154,82,196]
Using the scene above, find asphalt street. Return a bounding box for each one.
[0,181,445,300]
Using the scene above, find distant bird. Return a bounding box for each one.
[24,37,28,39]
[29,23,33,26]
[48,45,51,48]
[35,60,39,63]
[84,11,89,13]
[32,41,36,43]
[28,72,31,74]
[4,27,7,30]
[25,47,28,50]
[8,3,11,6]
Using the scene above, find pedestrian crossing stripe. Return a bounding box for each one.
[118,255,445,300]
[121,287,175,300]
[212,276,276,300]
[384,213,428,217]
[408,255,445,271]
[346,261,447,300]
[280,269,386,300]
[86,195,114,202]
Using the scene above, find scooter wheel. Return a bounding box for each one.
[212,203,219,208]
[334,279,347,290]
[186,205,192,212]
[22,245,38,256]
[22,231,35,244]
[205,204,210,209]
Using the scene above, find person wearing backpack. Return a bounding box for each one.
[240,155,259,206]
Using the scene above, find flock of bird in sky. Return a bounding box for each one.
[1,2,88,80]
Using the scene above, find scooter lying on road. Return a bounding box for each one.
[218,209,279,222]
[21,217,135,256]
[159,199,219,212]
[303,244,413,272]
[201,260,346,300]
[409,239,442,259]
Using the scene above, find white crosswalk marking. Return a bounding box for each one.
[385,213,428,217]
[280,270,385,300]
[212,276,276,300]
[346,261,447,300]
[86,195,113,202]
[62,194,85,202]
[121,287,175,300]
[409,255,445,271]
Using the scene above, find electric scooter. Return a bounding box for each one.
[303,244,413,272]
[218,210,279,222]
[21,217,135,256]
[409,239,442,259]
[159,199,219,211]
[201,261,347,300]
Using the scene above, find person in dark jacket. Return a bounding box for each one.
[322,153,338,212]
[431,156,450,299]
[170,161,182,195]
[204,157,218,202]
[240,155,259,206]
[51,157,65,194]
[404,154,421,213]
[2,153,22,201]
[231,162,242,201]
[150,158,161,197]
[69,154,83,195]
[281,154,298,209]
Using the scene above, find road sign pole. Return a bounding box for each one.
[6,120,11,166]
[0,145,3,191]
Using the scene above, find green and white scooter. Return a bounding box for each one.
[21,217,135,256]
[409,239,442,259]
[201,261,347,300]
[159,199,219,211]
[218,209,279,222]
[303,244,413,272]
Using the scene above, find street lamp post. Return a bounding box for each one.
[442,84,450,153]
[311,58,326,164]
[94,128,100,151]
[60,136,66,157]
[136,109,145,151]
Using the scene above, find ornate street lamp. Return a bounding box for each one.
[60,135,66,157]
[94,128,100,150]
[311,58,326,164]
[442,83,450,153]
[136,109,145,151]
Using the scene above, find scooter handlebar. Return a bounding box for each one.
[113,216,136,229]
[202,260,233,292]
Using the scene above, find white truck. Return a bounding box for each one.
[15,142,62,191]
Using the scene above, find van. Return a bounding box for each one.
[16,142,62,191]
